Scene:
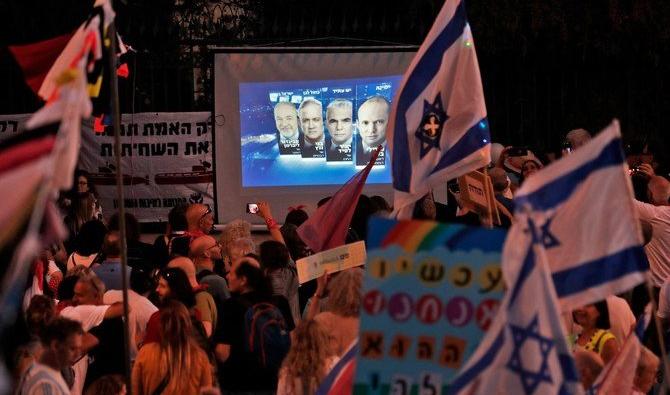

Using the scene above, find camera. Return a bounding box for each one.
[246,203,259,214]
[507,147,529,157]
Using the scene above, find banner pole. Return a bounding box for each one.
[107,20,133,395]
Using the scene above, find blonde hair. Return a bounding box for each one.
[220,220,252,256]
[326,268,363,317]
[279,319,334,395]
[158,301,199,392]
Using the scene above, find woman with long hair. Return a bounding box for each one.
[62,170,103,251]
[132,300,212,395]
[277,319,338,395]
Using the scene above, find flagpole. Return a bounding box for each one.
[107,20,133,394]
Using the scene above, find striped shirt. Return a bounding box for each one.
[16,362,70,395]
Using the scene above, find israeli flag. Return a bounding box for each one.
[512,120,648,311]
[388,0,491,219]
[449,229,583,394]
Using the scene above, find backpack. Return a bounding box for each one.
[243,302,291,371]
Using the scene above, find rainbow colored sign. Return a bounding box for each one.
[354,217,507,395]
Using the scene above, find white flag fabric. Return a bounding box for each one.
[388,0,491,219]
[511,120,648,311]
[448,221,583,395]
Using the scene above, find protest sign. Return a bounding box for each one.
[296,241,366,284]
[354,217,506,394]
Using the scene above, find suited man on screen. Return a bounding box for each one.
[325,99,354,162]
[274,102,301,155]
[355,95,389,166]
[298,98,325,158]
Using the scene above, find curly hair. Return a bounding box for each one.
[326,268,363,317]
[278,319,335,395]
[220,219,252,256]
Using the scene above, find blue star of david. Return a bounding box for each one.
[506,314,555,394]
[414,94,448,158]
[525,216,560,249]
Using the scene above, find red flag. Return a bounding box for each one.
[297,147,381,253]
[8,33,75,95]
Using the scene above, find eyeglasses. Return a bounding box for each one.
[78,181,88,186]
[199,205,212,221]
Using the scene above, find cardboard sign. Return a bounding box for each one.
[354,217,507,394]
[296,241,366,284]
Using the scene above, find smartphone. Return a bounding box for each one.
[246,203,259,214]
[562,140,572,154]
[507,147,529,157]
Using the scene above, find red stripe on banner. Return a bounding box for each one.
[8,32,75,95]
[0,135,55,174]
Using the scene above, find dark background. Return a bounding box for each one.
[1,0,668,156]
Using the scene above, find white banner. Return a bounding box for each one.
[0,112,214,222]
[296,241,366,284]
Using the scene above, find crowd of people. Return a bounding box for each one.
[7,127,670,395]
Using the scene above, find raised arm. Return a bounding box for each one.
[256,201,286,245]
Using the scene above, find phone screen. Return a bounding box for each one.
[246,203,259,214]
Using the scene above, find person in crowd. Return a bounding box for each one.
[565,128,591,152]
[274,102,301,155]
[168,256,218,338]
[185,203,214,238]
[370,195,392,215]
[84,374,125,395]
[26,295,57,340]
[349,195,376,242]
[519,158,543,186]
[107,212,155,271]
[325,99,354,162]
[277,319,338,395]
[633,346,660,394]
[631,167,670,288]
[284,206,308,228]
[214,256,294,395]
[356,96,389,166]
[132,300,212,395]
[219,219,253,274]
[153,204,188,269]
[488,167,514,226]
[62,170,103,253]
[69,272,127,391]
[260,240,300,325]
[16,317,84,395]
[143,267,208,348]
[570,300,619,365]
[604,295,636,348]
[298,98,325,158]
[190,235,231,307]
[103,267,158,360]
[66,220,107,273]
[573,349,603,390]
[92,231,130,291]
[314,268,363,357]
[59,269,125,395]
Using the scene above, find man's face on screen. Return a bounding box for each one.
[299,102,324,143]
[326,105,353,145]
[358,99,389,147]
[274,103,299,139]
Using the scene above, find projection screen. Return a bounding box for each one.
[213,48,416,224]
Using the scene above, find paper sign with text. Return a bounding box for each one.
[354,217,507,395]
[296,241,366,284]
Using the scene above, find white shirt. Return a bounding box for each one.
[633,200,670,286]
[605,295,636,347]
[60,305,109,395]
[17,362,70,395]
[104,290,157,359]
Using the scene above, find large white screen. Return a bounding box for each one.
[214,49,415,224]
